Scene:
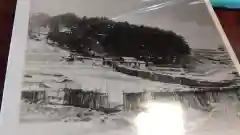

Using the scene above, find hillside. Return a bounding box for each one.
[30,13,190,65]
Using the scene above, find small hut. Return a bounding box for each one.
[46,90,65,105]
[121,57,138,67]
[21,82,49,103]
[138,60,146,69]
[43,80,82,105]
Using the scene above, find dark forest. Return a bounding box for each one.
[29,13,191,64]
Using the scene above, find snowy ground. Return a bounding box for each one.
[18,121,136,135]
[23,39,193,104]
[18,97,240,135]
[18,39,240,135]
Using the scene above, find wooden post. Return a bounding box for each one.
[123,91,126,111]
[70,90,73,105]
[96,94,99,109]
[44,90,47,104]
[32,92,36,102]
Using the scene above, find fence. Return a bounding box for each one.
[122,89,240,111]
[21,89,110,109]
[63,89,109,109]
[114,64,234,87]
[122,91,153,111]
[22,91,46,103]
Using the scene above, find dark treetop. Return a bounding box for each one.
[30,13,190,64]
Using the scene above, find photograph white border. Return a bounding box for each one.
[0,0,240,134]
[0,0,30,134]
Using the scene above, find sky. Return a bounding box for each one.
[30,0,226,49]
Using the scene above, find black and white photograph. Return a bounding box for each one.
[17,0,240,135]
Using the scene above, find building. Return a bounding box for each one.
[46,90,66,105]
[138,60,146,69]
[121,57,139,68]
[21,82,49,103]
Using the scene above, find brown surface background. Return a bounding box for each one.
[0,0,17,107]
[0,1,239,107]
[214,8,240,58]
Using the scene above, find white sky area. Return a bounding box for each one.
[30,0,225,49]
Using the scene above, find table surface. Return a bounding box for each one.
[214,7,240,58]
[0,0,17,105]
[0,1,240,105]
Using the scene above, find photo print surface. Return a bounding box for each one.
[18,0,240,135]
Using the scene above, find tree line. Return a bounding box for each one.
[30,13,191,64]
